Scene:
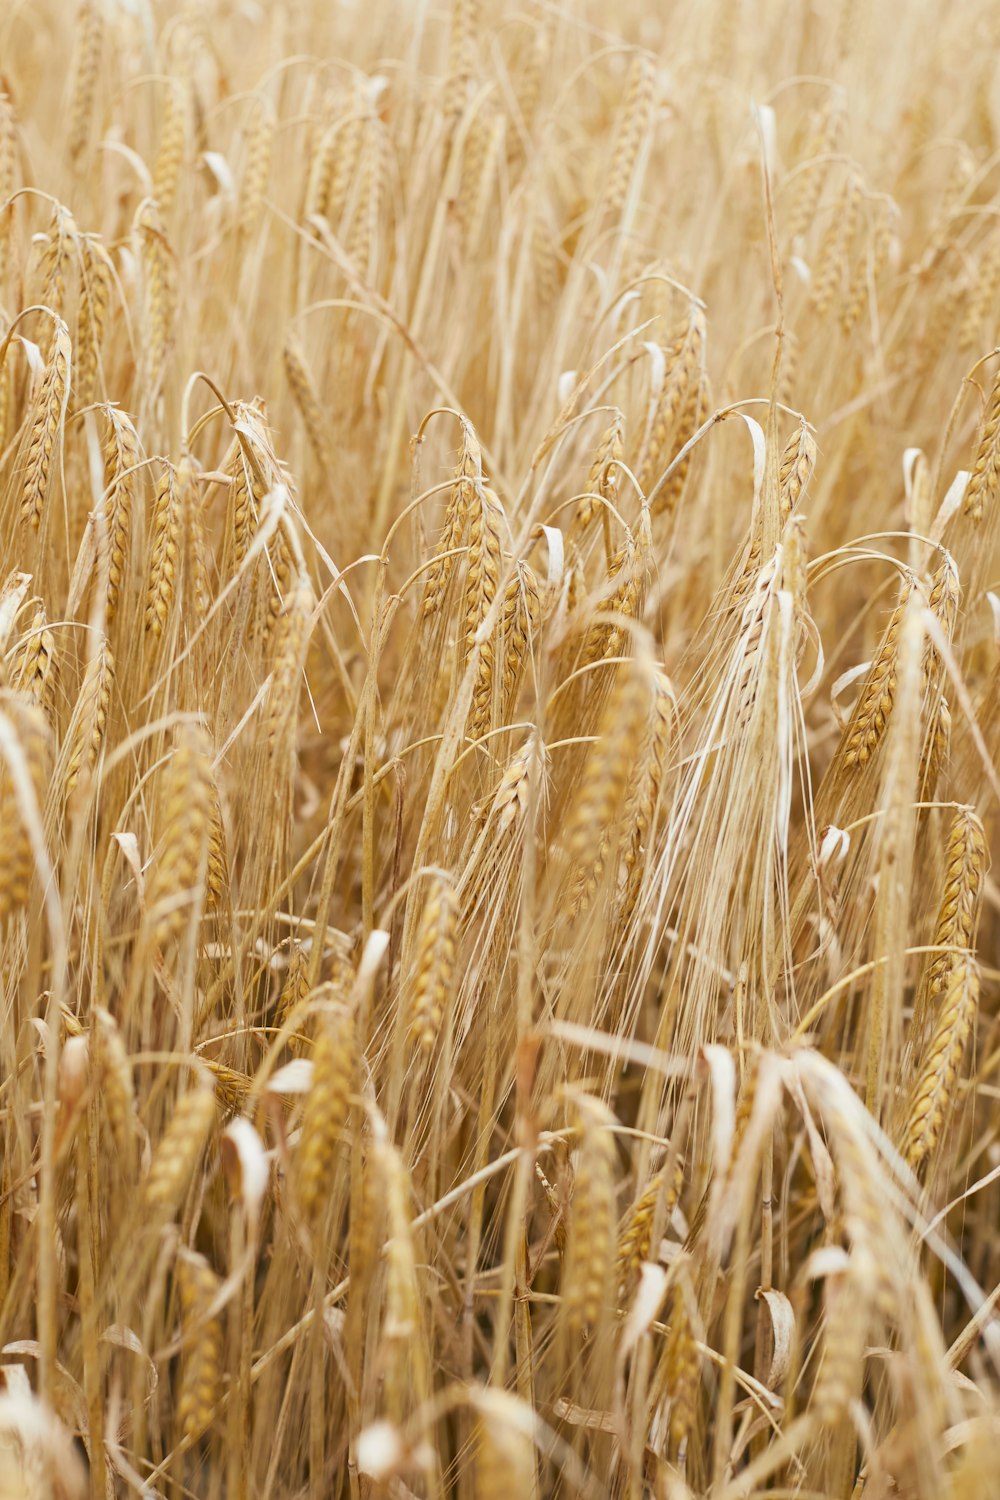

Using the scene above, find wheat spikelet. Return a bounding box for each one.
[920,277,968,369]
[19,320,70,530]
[144,464,181,637]
[378,1137,423,1423]
[842,573,912,771]
[294,999,355,1223]
[177,453,210,621]
[605,54,654,219]
[567,663,648,915]
[500,562,539,713]
[782,516,810,616]
[226,443,257,572]
[778,329,800,409]
[344,1145,380,1385]
[481,735,543,835]
[584,506,651,666]
[654,371,708,521]
[275,941,313,1051]
[786,98,842,242]
[203,1061,251,1114]
[136,200,175,389]
[345,117,383,274]
[459,106,503,253]
[265,574,313,747]
[470,561,538,739]
[845,247,869,339]
[462,484,503,658]
[297,105,340,304]
[814,1248,876,1425]
[921,808,986,1003]
[926,553,960,644]
[511,22,547,145]
[11,607,56,717]
[919,694,952,798]
[444,0,479,140]
[959,234,1000,350]
[348,110,380,269]
[326,94,365,228]
[700,1057,766,1246]
[93,1008,135,1157]
[263,524,294,640]
[302,118,337,235]
[67,0,102,163]
[530,197,561,310]
[778,421,817,517]
[101,407,140,621]
[561,1098,617,1338]
[575,411,625,533]
[660,1271,699,1456]
[283,335,333,473]
[621,670,674,864]
[811,172,862,317]
[472,1391,535,1498]
[640,309,705,499]
[806,1065,899,1315]
[919,556,959,722]
[407,876,459,1051]
[730,548,784,727]
[905,957,979,1171]
[176,1251,223,1443]
[842,200,893,335]
[76,238,111,410]
[37,205,77,323]
[147,725,216,947]
[142,1084,216,1219]
[205,777,226,909]
[615,1155,683,1292]
[911,807,986,1073]
[239,98,274,237]
[153,79,188,213]
[963,364,1000,524]
[620,669,675,914]
[64,640,113,797]
[0,358,11,451]
[0,692,47,921]
[0,91,13,178]
[328,936,360,1006]
[561,542,586,626]
[0,92,17,290]
[225,400,269,567]
[422,424,480,618]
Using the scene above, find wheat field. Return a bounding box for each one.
[0,0,998,1495]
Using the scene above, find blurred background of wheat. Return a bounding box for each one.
[0,0,998,1494]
